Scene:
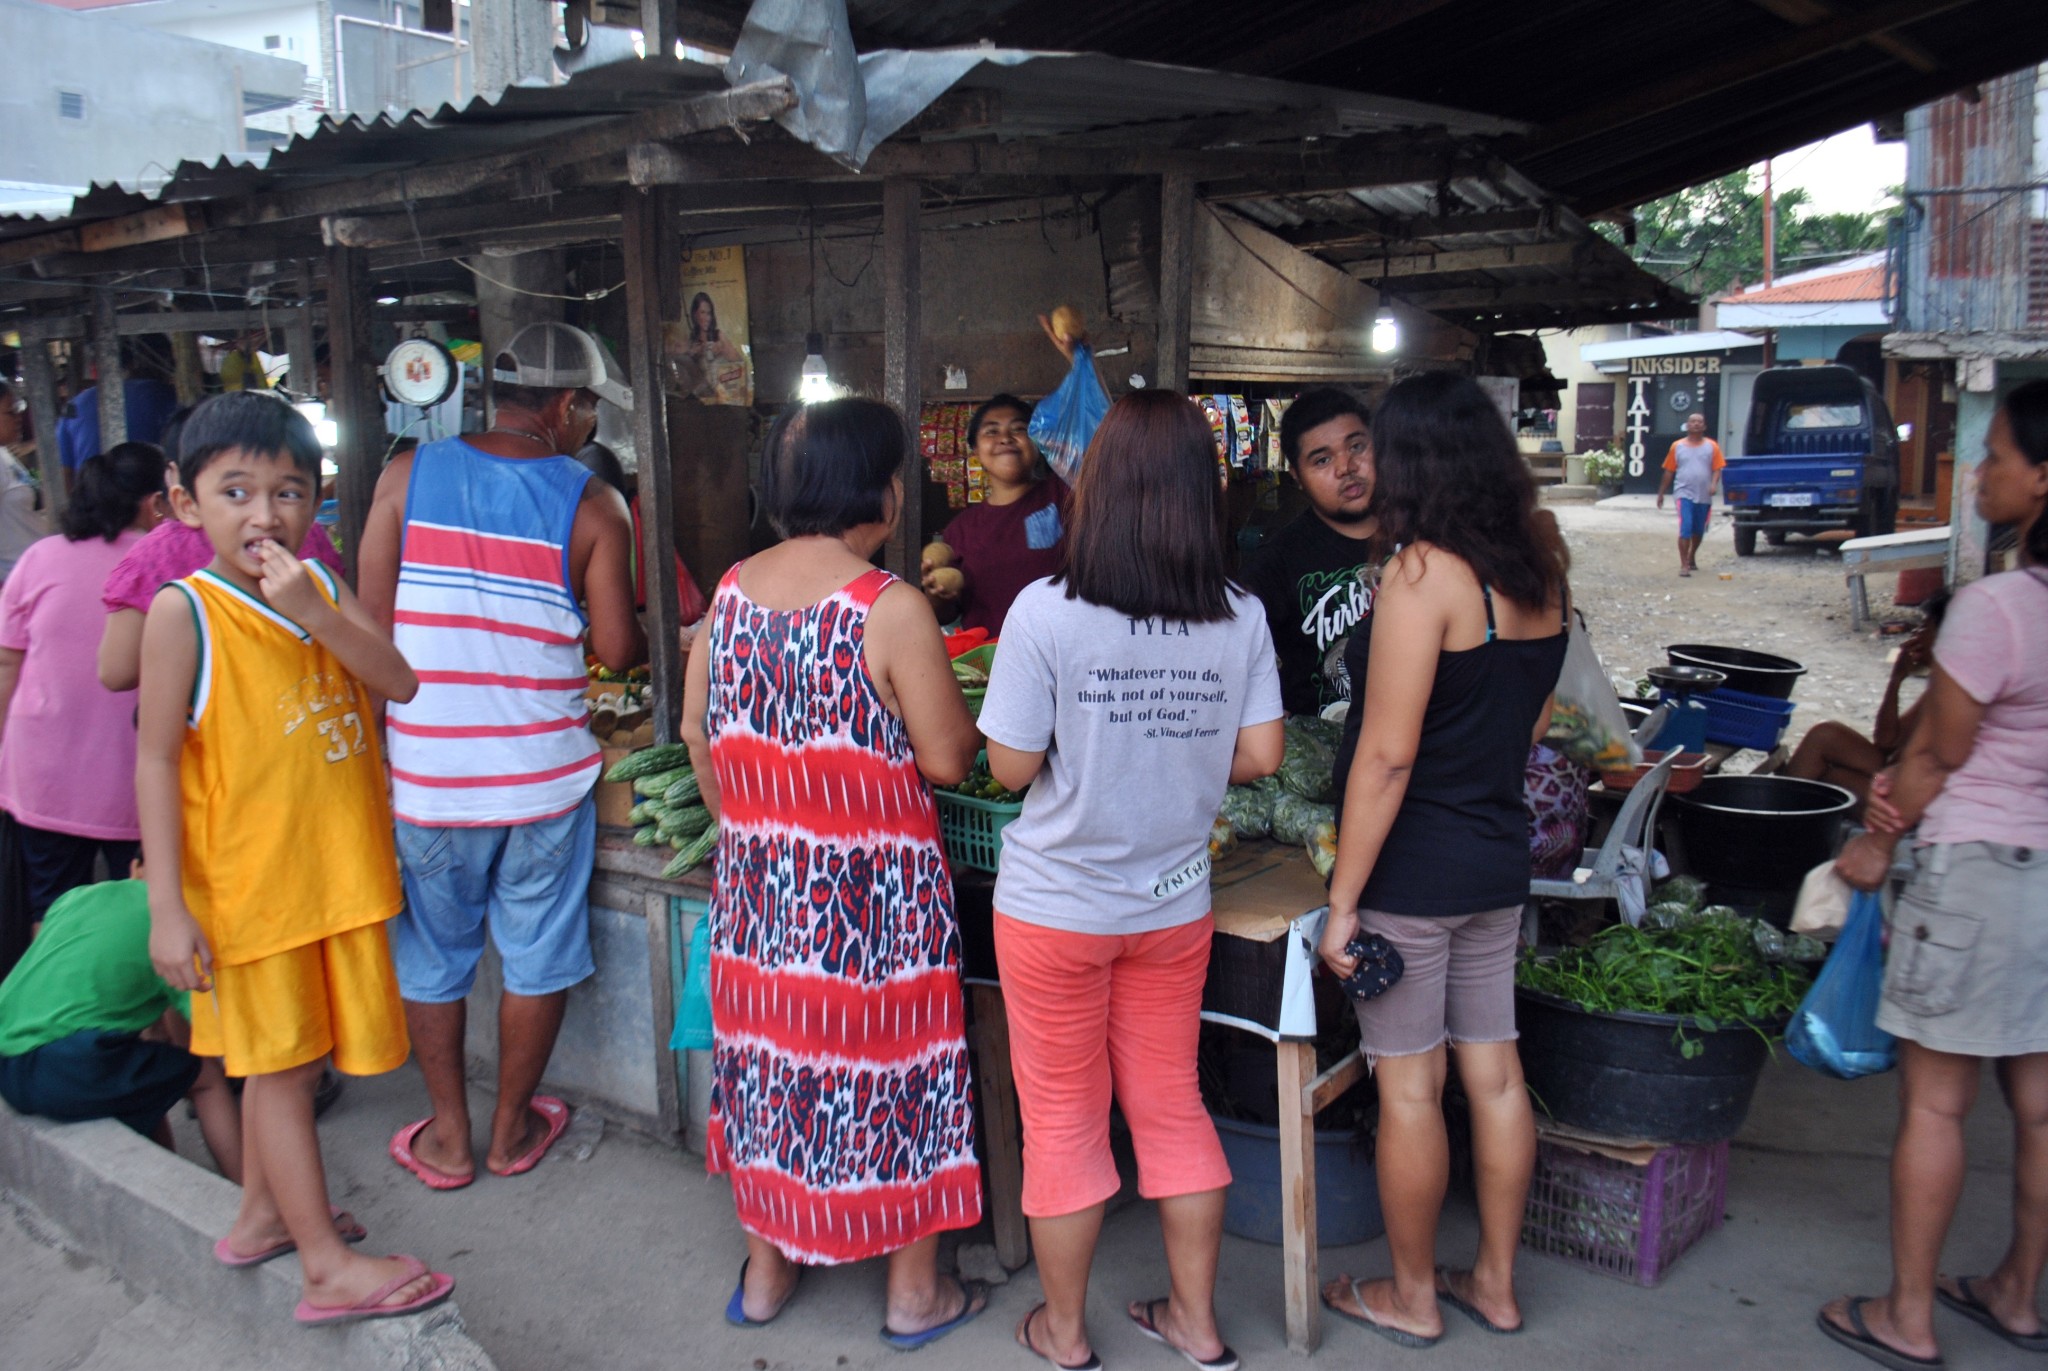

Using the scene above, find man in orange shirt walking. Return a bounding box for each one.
[1655,412,1726,577]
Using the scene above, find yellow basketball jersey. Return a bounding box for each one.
[171,564,402,967]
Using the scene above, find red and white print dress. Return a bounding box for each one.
[703,565,982,1263]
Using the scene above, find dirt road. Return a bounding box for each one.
[1551,497,1923,754]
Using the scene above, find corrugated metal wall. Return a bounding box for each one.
[1899,66,2040,334]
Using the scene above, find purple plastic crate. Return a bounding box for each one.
[1521,1137,1729,1286]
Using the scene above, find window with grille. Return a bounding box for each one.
[264,34,282,49]
[57,91,84,120]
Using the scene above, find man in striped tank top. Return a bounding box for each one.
[359,323,644,1188]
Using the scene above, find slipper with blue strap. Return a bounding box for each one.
[879,1276,989,1351]
[726,1257,803,1328]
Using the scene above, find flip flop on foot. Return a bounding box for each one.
[1321,1277,1441,1349]
[293,1255,454,1327]
[389,1118,474,1191]
[214,1207,368,1268]
[726,1257,803,1328]
[1817,1297,1944,1371]
[1435,1268,1521,1335]
[879,1275,989,1351]
[1127,1298,1239,1371]
[1937,1276,2048,1353]
[487,1095,571,1177]
[1016,1303,1103,1371]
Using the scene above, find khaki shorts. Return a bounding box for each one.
[1876,841,2048,1058]
[1349,905,1523,1059]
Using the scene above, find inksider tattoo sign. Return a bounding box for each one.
[1626,355,1721,494]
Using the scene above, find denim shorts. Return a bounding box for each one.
[391,794,597,1002]
[0,1029,199,1136]
[1678,497,1712,540]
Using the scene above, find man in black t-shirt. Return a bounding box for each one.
[1241,388,1385,717]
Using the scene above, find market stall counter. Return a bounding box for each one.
[958,840,1351,1355]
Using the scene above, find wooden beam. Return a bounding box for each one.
[324,192,622,249]
[1222,0,1457,78]
[1272,206,1550,251]
[0,229,81,271]
[325,244,380,580]
[881,177,922,580]
[1199,154,1491,202]
[638,0,679,56]
[170,332,204,407]
[1398,280,1661,310]
[1051,107,1348,151]
[1745,0,1941,72]
[92,290,127,450]
[1304,1048,1369,1116]
[79,204,194,255]
[1157,172,1196,394]
[621,187,683,745]
[1375,241,1581,279]
[17,335,68,528]
[1533,0,1970,153]
[285,260,318,400]
[1277,1040,1320,1354]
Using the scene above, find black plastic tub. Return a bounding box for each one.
[1666,644,1807,700]
[1516,987,1777,1143]
[1668,776,1857,925]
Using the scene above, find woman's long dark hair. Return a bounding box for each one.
[63,442,165,542]
[1058,389,1233,622]
[689,291,720,342]
[1370,372,1565,609]
[2002,378,2048,565]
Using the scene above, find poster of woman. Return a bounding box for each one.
[664,247,753,406]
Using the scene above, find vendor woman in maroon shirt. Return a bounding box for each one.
[921,393,1068,636]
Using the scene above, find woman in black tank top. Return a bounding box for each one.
[1318,373,1569,1346]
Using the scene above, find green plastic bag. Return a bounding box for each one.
[669,914,714,1051]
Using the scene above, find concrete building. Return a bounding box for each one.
[0,0,305,213]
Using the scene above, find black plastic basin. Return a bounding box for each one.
[1666,644,1807,700]
[1516,987,1777,1143]
[1668,775,1857,925]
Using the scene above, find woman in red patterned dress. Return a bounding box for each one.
[680,398,989,1349]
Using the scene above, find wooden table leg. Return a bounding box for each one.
[1848,571,1870,630]
[1276,1038,1319,1354]
[971,984,1031,1270]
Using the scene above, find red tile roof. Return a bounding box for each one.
[1724,256,1886,305]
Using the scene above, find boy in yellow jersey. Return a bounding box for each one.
[135,393,453,1326]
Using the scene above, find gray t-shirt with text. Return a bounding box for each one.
[979,578,1283,934]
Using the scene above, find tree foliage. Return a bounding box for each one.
[1601,171,1893,297]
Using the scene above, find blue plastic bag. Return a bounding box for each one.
[1786,890,1896,1079]
[669,913,714,1052]
[1028,343,1109,483]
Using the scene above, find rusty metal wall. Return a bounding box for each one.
[1897,67,2040,336]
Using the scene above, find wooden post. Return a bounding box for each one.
[1157,171,1196,395]
[91,289,127,451]
[622,187,683,745]
[324,243,380,580]
[17,335,68,529]
[882,177,923,577]
[286,260,319,400]
[1276,1038,1321,1354]
[171,332,205,407]
[639,0,679,57]
[970,984,1032,1271]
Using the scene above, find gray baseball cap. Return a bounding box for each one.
[492,321,634,411]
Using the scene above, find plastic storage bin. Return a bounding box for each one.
[952,642,996,718]
[1660,685,1797,751]
[935,789,1023,873]
[1521,1135,1729,1286]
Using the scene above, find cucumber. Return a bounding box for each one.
[633,824,664,847]
[632,766,691,799]
[661,820,718,880]
[628,800,670,827]
[604,744,691,783]
[658,805,713,845]
[662,770,701,808]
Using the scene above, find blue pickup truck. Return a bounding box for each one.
[1725,365,1899,556]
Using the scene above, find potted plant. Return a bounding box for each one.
[1583,444,1627,498]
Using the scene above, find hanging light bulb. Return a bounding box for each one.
[1371,308,1399,355]
[798,331,834,404]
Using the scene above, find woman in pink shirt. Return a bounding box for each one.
[1823,380,2048,1370]
[0,444,166,976]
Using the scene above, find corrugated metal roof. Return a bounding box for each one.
[1722,252,1888,304]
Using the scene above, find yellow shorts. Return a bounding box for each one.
[189,921,409,1078]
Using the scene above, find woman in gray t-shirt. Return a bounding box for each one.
[981,390,1283,1371]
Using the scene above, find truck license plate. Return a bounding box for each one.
[1767,493,1818,507]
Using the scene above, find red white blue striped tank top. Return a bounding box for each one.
[385,436,598,826]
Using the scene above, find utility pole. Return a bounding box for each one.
[1762,156,1776,367]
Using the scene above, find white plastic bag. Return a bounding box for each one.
[1546,616,1643,774]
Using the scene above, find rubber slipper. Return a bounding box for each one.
[1435,1268,1521,1336]
[293,1254,454,1327]
[1127,1297,1239,1371]
[1937,1277,2048,1353]
[214,1206,368,1267]
[880,1275,989,1351]
[1322,1278,1441,1349]
[1017,1302,1104,1371]
[726,1257,804,1328]
[487,1095,571,1177]
[388,1118,474,1191]
[1816,1297,1945,1371]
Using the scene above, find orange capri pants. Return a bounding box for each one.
[994,912,1231,1218]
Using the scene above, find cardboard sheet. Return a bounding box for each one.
[1211,841,1332,943]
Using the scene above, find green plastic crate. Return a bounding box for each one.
[935,787,1023,873]
[952,643,997,718]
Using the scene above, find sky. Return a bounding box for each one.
[1748,123,1907,215]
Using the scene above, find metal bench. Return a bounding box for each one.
[1840,526,1950,629]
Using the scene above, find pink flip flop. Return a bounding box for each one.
[389,1118,475,1191]
[214,1207,368,1267]
[293,1254,455,1326]
[488,1095,571,1177]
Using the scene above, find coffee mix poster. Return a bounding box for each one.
[665,246,753,406]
